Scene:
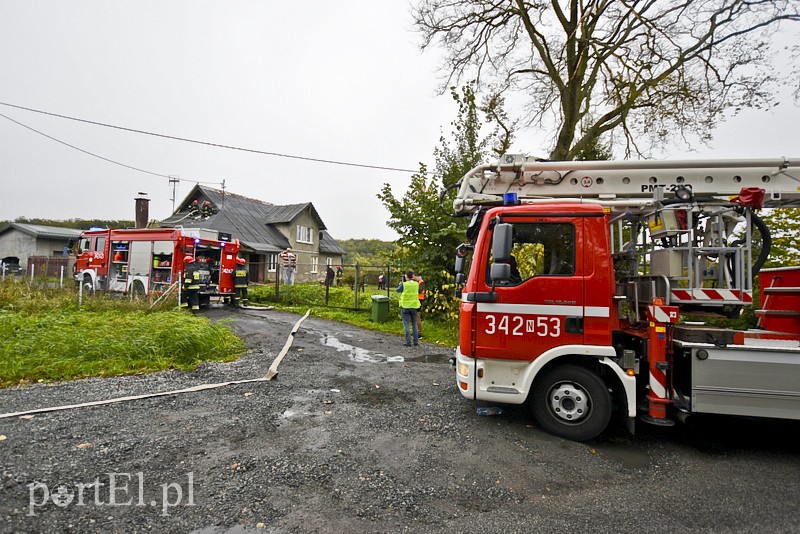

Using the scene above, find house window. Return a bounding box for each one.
[326,257,332,267]
[311,256,318,274]
[268,254,277,272]
[296,225,313,244]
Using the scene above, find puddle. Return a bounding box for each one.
[321,334,404,363]
[594,443,651,469]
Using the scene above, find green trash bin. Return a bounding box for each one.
[370,295,390,323]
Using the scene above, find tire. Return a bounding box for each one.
[82,275,95,296]
[531,364,612,441]
[131,280,146,300]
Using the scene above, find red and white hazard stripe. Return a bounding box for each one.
[646,305,679,324]
[649,366,667,401]
[670,289,753,303]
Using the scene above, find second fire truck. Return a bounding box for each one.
[75,227,241,306]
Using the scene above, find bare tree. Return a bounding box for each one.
[413,0,800,160]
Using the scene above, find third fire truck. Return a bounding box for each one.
[451,155,800,440]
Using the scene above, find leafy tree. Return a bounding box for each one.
[758,208,800,268]
[413,1,800,160]
[378,84,513,317]
[337,239,397,266]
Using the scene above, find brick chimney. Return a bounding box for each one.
[135,196,150,228]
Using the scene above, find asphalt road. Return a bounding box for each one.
[1,307,799,533]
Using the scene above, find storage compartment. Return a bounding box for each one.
[651,249,686,278]
[757,266,800,334]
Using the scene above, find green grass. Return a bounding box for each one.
[0,280,244,387]
[0,278,457,388]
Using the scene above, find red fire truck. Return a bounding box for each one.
[74,227,240,305]
[451,155,800,440]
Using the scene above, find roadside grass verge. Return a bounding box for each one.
[0,280,244,387]
[248,283,459,348]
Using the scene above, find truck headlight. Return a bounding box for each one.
[458,363,469,377]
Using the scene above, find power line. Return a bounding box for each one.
[1,112,225,186]
[0,101,421,174]
[0,112,170,179]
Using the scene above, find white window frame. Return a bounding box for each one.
[296,225,313,244]
[310,255,319,274]
[267,254,277,272]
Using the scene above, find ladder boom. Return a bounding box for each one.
[454,155,800,215]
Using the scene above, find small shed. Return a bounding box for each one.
[0,223,83,273]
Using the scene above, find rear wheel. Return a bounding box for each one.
[531,365,612,441]
[131,280,146,300]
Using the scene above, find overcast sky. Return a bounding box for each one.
[1,1,798,241]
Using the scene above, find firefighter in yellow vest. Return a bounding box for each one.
[232,257,249,308]
[182,255,201,312]
[396,269,421,347]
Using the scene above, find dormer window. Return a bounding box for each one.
[296,225,313,244]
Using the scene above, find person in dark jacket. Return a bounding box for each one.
[182,255,201,312]
[325,265,336,287]
[232,257,249,307]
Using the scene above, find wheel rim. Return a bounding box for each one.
[132,282,145,299]
[548,381,590,424]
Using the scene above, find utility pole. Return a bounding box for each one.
[169,176,180,213]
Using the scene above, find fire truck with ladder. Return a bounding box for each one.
[74,227,240,306]
[450,155,800,441]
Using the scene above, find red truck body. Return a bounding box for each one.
[454,199,800,441]
[74,227,240,301]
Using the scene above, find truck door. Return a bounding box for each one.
[474,215,585,361]
[86,235,107,272]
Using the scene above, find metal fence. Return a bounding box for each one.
[247,262,409,310]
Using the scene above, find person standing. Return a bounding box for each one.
[325,265,335,287]
[414,272,425,338]
[279,247,297,286]
[396,269,421,347]
[182,255,201,312]
[233,257,249,307]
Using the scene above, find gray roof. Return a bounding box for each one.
[0,223,83,240]
[160,185,342,255]
[320,230,346,255]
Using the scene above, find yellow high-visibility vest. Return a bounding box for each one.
[399,280,420,309]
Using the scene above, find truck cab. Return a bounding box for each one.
[455,203,635,440]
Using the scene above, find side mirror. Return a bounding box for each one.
[455,273,466,284]
[492,223,513,263]
[454,255,465,274]
[490,263,510,283]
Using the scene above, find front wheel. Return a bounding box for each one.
[531,365,611,441]
[81,275,95,296]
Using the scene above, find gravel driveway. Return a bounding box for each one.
[1,308,799,533]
